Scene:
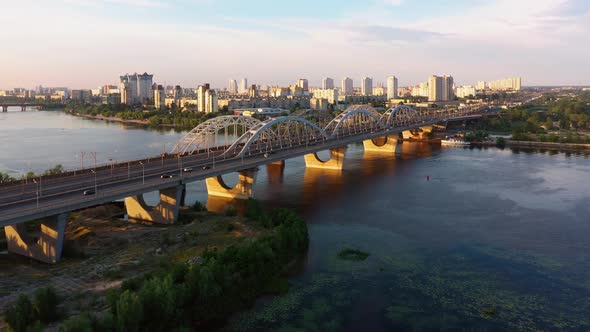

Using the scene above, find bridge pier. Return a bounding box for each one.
[206,168,259,200]
[1,106,7,112]
[304,147,346,170]
[363,136,400,153]
[21,105,26,112]
[125,184,185,224]
[4,213,69,264]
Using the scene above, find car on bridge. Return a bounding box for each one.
[201,166,211,170]
[83,190,95,196]
[183,167,193,172]
[161,174,175,179]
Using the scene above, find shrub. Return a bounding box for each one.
[115,291,143,332]
[224,205,237,217]
[33,286,59,323]
[495,137,506,148]
[59,313,93,332]
[5,294,36,332]
[192,201,207,212]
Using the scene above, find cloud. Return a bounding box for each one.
[382,0,403,5]
[62,0,167,8]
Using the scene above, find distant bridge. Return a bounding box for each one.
[1,103,45,112]
[0,104,493,263]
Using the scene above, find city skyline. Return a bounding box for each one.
[2,0,590,89]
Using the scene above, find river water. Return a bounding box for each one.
[2,110,590,331]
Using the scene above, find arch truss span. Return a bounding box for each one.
[223,117,329,158]
[172,116,263,156]
[324,105,385,138]
[382,105,420,127]
[291,109,334,128]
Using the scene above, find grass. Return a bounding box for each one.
[337,248,370,262]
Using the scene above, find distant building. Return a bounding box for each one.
[476,81,486,91]
[387,76,398,100]
[455,85,476,98]
[322,77,334,90]
[248,85,258,98]
[361,77,373,96]
[173,85,183,105]
[428,75,454,102]
[229,79,238,94]
[120,72,153,105]
[240,78,248,94]
[487,77,522,91]
[154,85,165,109]
[71,90,92,102]
[310,98,329,111]
[313,89,339,105]
[102,93,121,105]
[238,108,290,117]
[205,89,218,114]
[342,77,354,95]
[197,84,210,113]
[297,79,309,91]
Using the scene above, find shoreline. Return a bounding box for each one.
[507,140,590,151]
[71,112,179,129]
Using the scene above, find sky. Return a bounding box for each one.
[2,0,590,89]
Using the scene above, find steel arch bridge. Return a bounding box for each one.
[172,115,262,155]
[222,117,330,158]
[324,105,385,138]
[381,105,421,127]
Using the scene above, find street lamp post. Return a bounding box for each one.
[139,161,145,184]
[32,178,39,209]
[91,170,97,194]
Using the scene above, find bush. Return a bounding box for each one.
[33,286,59,323]
[224,205,237,217]
[192,201,207,212]
[495,137,506,148]
[5,294,36,332]
[59,313,93,332]
[106,209,309,331]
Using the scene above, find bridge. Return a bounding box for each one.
[0,104,492,263]
[1,103,45,112]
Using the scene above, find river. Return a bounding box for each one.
[2,110,590,331]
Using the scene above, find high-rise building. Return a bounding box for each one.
[297,79,309,91]
[119,73,153,105]
[71,90,92,102]
[205,89,218,114]
[322,77,334,90]
[487,77,522,91]
[386,76,398,100]
[476,81,486,91]
[173,85,183,105]
[248,84,258,98]
[455,85,476,98]
[361,77,373,96]
[240,78,248,94]
[342,77,354,95]
[197,84,210,113]
[154,85,165,109]
[428,75,454,102]
[228,79,238,94]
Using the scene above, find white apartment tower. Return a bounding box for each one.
[228,79,238,94]
[387,76,398,100]
[239,78,248,94]
[154,85,165,109]
[342,77,354,95]
[197,84,210,113]
[205,89,218,114]
[322,77,334,90]
[120,72,153,105]
[428,75,454,102]
[361,77,373,96]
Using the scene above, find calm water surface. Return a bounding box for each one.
[2,111,590,331]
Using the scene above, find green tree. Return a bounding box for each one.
[0,171,15,184]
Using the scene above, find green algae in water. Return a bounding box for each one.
[337,248,370,261]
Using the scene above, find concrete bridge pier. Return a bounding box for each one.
[4,213,69,264]
[206,168,259,200]
[363,136,400,153]
[125,184,185,224]
[403,126,433,140]
[21,105,26,112]
[1,106,7,112]
[304,147,346,170]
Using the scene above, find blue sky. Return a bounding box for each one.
[2,0,590,89]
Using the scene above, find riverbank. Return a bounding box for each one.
[1,202,309,331]
[73,112,150,126]
[508,140,590,151]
